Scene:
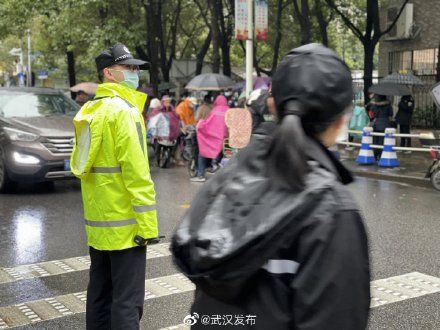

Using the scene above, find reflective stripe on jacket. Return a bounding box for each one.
[71,83,158,251]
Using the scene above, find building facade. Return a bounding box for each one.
[379,0,439,126]
[379,0,439,78]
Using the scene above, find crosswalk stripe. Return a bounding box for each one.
[370,272,440,308]
[0,273,194,328]
[0,271,438,328]
[0,243,171,285]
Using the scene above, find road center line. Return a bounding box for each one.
[0,243,171,285]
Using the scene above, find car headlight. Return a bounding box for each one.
[13,152,40,164]
[3,127,39,142]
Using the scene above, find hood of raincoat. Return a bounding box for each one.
[175,99,196,126]
[171,123,353,301]
[70,83,147,178]
[213,95,228,107]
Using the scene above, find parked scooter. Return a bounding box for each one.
[426,147,440,191]
[420,133,440,191]
[182,126,198,177]
[154,139,176,168]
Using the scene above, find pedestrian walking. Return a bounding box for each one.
[396,95,415,151]
[70,43,159,330]
[196,95,213,121]
[191,95,229,182]
[172,43,370,330]
[371,95,393,160]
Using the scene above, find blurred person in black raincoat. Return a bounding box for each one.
[396,95,415,150]
[371,95,393,160]
[171,44,370,330]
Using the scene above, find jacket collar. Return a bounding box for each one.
[95,83,147,114]
[304,137,353,185]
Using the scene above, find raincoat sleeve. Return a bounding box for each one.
[114,108,159,240]
[291,210,370,330]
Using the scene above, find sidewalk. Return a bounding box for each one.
[338,146,433,188]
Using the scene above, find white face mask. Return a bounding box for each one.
[336,124,348,143]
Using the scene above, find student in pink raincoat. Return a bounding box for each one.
[192,95,229,182]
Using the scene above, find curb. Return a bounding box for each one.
[350,168,432,189]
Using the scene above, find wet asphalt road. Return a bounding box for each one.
[0,166,439,329]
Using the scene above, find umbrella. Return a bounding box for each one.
[233,81,245,92]
[70,82,98,95]
[158,82,177,91]
[253,76,270,90]
[138,86,155,97]
[431,82,440,108]
[380,73,424,86]
[369,83,411,96]
[185,73,234,91]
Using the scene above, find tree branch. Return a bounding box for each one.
[325,0,365,42]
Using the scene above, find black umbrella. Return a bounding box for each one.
[185,73,234,91]
[369,83,411,96]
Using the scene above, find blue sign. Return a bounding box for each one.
[38,70,49,79]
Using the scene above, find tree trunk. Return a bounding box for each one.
[314,0,329,46]
[66,51,76,99]
[196,31,212,75]
[145,0,160,96]
[218,0,233,77]
[292,0,311,45]
[271,0,284,74]
[363,41,375,104]
[208,0,221,73]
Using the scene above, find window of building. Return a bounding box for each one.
[388,51,412,73]
[388,48,439,75]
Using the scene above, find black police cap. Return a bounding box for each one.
[95,43,149,72]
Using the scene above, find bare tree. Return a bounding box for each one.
[325,0,410,103]
[271,0,286,74]
[292,0,312,45]
[208,0,221,73]
[313,0,333,46]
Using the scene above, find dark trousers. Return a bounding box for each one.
[400,125,411,147]
[373,133,384,160]
[86,246,147,330]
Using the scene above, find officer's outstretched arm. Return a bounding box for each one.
[115,108,159,240]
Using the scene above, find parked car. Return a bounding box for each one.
[0,87,80,192]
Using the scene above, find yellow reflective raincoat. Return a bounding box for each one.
[71,83,158,251]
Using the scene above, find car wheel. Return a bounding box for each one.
[0,149,13,193]
[430,169,440,191]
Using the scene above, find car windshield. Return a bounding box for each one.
[0,91,80,118]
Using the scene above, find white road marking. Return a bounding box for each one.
[0,271,438,328]
[0,243,171,284]
[0,273,194,328]
[370,272,440,308]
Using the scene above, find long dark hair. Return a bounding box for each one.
[270,44,354,190]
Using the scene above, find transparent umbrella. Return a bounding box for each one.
[380,73,424,86]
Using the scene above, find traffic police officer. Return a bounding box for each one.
[71,43,158,329]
